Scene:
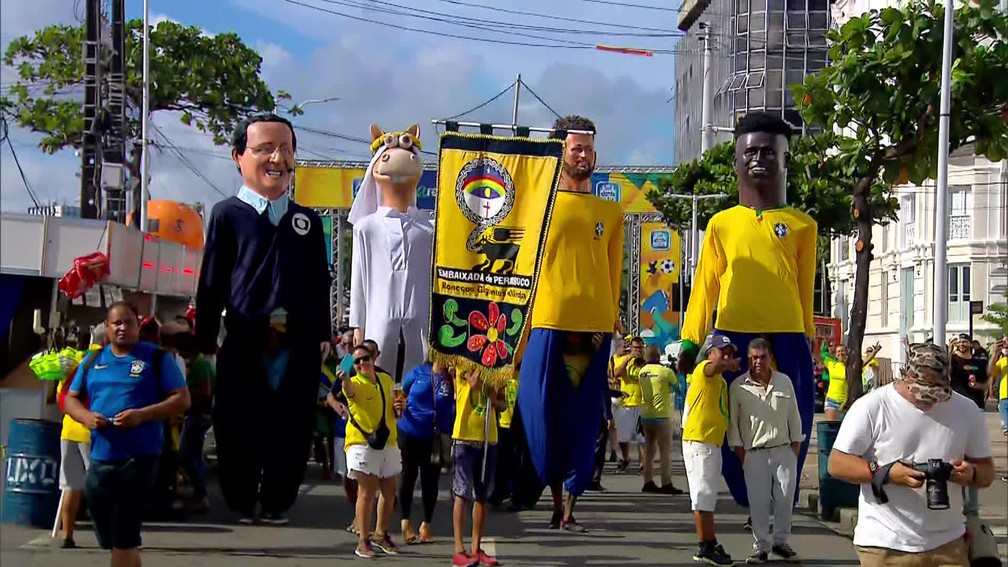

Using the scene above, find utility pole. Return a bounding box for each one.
[80,0,103,219]
[932,0,954,342]
[699,22,714,155]
[139,0,151,231]
[512,73,521,134]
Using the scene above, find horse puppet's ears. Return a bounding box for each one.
[370,124,385,141]
[405,123,420,139]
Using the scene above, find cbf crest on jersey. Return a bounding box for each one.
[774,222,789,238]
[130,359,146,377]
[594,221,604,239]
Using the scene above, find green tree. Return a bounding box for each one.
[648,132,898,236]
[982,290,1008,338]
[793,0,1008,406]
[1,19,279,173]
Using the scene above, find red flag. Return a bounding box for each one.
[595,44,654,57]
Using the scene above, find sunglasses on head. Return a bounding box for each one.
[354,355,372,364]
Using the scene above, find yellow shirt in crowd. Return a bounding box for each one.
[531,191,624,333]
[620,358,645,408]
[682,360,730,445]
[995,357,1007,401]
[453,374,498,444]
[639,363,678,420]
[823,358,847,406]
[344,370,398,450]
[681,205,817,346]
[60,343,103,444]
[498,376,519,429]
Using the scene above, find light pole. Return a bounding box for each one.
[666,193,730,281]
[275,96,340,115]
[932,0,954,342]
[139,0,150,231]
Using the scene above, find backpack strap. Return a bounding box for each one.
[151,348,165,391]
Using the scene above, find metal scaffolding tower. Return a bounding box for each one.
[101,0,129,222]
[80,0,103,219]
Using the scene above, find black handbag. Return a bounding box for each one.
[430,372,447,466]
[348,375,391,450]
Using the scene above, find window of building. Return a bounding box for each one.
[809,11,829,30]
[738,0,750,11]
[838,238,849,261]
[950,185,972,216]
[738,14,749,32]
[745,71,766,88]
[880,274,889,327]
[900,267,915,331]
[729,74,747,91]
[768,0,785,10]
[948,264,971,323]
[751,0,767,10]
[752,12,767,32]
[748,89,765,107]
[749,49,766,69]
[787,12,807,29]
[881,223,889,252]
[787,0,806,9]
[786,31,808,47]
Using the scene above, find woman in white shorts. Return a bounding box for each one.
[340,345,401,559]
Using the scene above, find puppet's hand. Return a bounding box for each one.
[353,328,364,347]
[591,333,604,351]
[320,341,332,361]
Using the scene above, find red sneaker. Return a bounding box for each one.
[475,549,500,566]
[452,552,477,566]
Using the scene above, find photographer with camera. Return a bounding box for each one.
[827,342,995,565]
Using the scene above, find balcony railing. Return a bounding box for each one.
[903,224,916,246]
[949,215,972,240]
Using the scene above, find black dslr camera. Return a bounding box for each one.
[912,459,955,510]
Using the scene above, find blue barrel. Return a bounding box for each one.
[3,419,62,528]
[817,420,860,520]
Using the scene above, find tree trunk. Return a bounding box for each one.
[843,169,880,410]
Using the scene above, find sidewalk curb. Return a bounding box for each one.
[796,488,857,538]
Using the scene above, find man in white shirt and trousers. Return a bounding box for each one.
[347,124,433,382]
[728,337,803,564]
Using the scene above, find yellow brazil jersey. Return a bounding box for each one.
[453,374,498,444]
[620,358,645,408]
[824,359,848,405]
[997,358,1007,400]
[682,360,730,445]
[682,205,817,345]
[639,363,678,420]
[531,191,624,332]
[498,376,519,429]
[344,370,398,450]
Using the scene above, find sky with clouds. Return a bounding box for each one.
[0,0,685,214]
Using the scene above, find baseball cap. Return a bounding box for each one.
[709,334,736,351]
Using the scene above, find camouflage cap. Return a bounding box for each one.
[901,342,951,384]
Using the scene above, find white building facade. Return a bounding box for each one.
[828,155,1008,358]
[826,0,1008,363]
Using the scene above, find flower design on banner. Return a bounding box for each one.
[466,302,509,366]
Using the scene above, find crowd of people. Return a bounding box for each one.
[49,109,1007,567]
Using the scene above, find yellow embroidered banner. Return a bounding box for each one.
[428,132,563,386]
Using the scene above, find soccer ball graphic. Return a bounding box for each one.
[660,259,676,274]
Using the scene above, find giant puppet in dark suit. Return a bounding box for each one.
[196,114,332,523]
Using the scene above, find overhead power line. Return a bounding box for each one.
[576,0,685,12]
[353,0,682,37]
[151,123,228,198]
[286,0,684,53]
[429,0,683,34]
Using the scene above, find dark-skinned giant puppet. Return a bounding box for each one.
[678,112,816,507]
[348,124,433,381]
[195,114,332,522]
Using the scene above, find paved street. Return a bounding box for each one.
[2,410,1004,566]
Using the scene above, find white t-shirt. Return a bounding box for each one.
[832,384,991,553]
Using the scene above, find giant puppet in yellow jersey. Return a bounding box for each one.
[517,115,624,531]
[678,112,817,508]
